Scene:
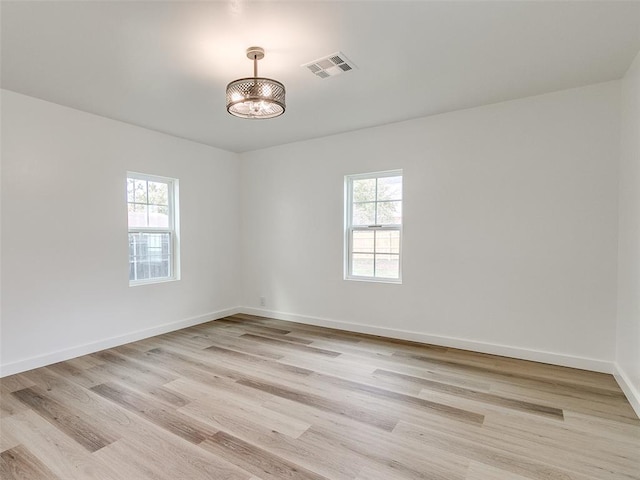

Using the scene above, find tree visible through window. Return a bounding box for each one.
[345,170,403,282]
[127,173,179,284]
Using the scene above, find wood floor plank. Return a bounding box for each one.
[481,413,640,477]
[11,386,117,452]
[0,375,36,394]
[2,410,123,480]
[201,430,330,480]
[306,371,485,425]
[182,395,312,439]
[90,382,216,444]
[0,444,61,480]
[178,399,361,479]
[203,343,314,378]
[392,419,610,480]
[0,389,29,419]
[94,432,255,480]
[373,369,563,419]
[392,350,628,398]
[237,377,399,431]
[464,461,532,480]
[240,333,342,358]
[0,426,20,453]
[1,314,638,480]
[301,424,470,480]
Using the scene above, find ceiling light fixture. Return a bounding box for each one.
[226,46,286,119]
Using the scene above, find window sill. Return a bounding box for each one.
[129,277,179,287]
[345,276,402,285]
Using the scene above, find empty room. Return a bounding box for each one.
[1,1,639,479]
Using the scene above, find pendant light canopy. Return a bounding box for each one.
[226,47,286,119]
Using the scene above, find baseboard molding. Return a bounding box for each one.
[240,307,614,374]
[614,363,640,419]
[0,306,242,377]
[0,304,617,381]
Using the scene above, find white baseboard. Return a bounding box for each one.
[0,305,617,381]
[240,307,614,374]
[0,307,241,377]
[614,363,640,419]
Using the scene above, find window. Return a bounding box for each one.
[127,172,179,285]
[345,170,403,282]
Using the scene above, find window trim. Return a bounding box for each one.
[344,169,403,284]
[127,171,180,286]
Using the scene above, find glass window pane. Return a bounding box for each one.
[352,202,375,226]
[352,178,376,202]
[128,204,148,228]
[352,253,374,277]
[149,256,170,278]
[128,232,172,281]
[129,261,136,281]
[352,230,374,253]
[376,201,402,225]
[136,260,150,281]
[377,176,402,201]
[148,181,168,206]
[134,180,147,203]
[148,205,169,228]
[375,230,400,254]
[127,179,135,202]
[375,254,399,279]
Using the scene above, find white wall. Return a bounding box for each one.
[0,90,241,375]
[0,81,627,378]
[616,51,640,415]
[240,82,621,371]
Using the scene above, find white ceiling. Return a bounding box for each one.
[2,1,640,153]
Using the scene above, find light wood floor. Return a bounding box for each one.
[1,314,639,480]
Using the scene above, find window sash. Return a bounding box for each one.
[346,226,402,280]
[128,230,175,284]
[127,173,175,229]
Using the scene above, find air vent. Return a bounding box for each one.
[302,51,357,79]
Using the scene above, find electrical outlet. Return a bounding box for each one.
[259,296,266,307]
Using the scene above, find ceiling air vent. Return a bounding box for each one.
[302,52,357,79]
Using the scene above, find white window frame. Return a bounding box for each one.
[127,172,180,286]
[345,169,403,284]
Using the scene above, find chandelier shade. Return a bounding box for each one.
[226,47,286,119]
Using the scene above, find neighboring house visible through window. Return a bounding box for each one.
[127,172,179,285]
[345,170,403,282]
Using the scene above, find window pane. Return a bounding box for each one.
[148,205,169,228]
[134,180,147,203]
[135,260,150,281]
[148,181,168,206]
[376,201,402,225]
[128,232,172,281]
[352,253,374,277]
[352,202,375,226]
[377,176,402,201]
[352,178,376,202]
[375,254,399,279]
[148,256,170,278]
[375,230,400,254]
[352,230,374,253]
[128,203,148,228]
[127,179,135,202]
